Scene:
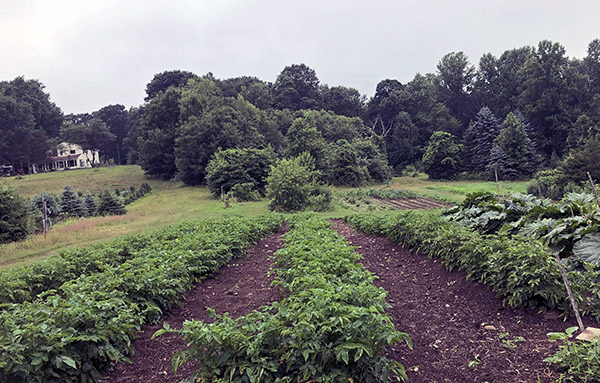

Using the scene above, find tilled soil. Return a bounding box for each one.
[100,230,285,383]
[333,221,586,383]
[103,221,587,383]
[373,197,452,210]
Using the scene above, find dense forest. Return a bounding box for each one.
[2,38,600,194]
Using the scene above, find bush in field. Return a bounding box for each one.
[266,153,332,212]
[59,185,85,218]
[226,182,261,201]
[422,131,462,179]
[96,190,127,216]
[0,187,35,243]
[206,147,275,198]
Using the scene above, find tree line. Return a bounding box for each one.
[2,38,600,187]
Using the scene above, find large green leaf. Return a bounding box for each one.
[573,233,600,265]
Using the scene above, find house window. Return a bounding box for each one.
[80,160,85,167]
[70,149,76,154]
[68,160,76,167]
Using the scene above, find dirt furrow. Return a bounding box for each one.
[101,229,285,383]
[334,221,580,383]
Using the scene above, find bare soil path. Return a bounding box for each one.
[333,221,584,383]
[101,229,285,383]
[373,196,452,210]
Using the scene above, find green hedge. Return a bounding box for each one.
[158,214,411,382]
[0,214,283,383]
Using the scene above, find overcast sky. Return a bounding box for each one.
[1,0,599,114]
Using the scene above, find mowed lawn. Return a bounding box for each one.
[0,166,268,267]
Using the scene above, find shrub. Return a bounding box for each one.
[0,187,34,243]
[266,153,332,212]
[205,147,275,198]
[225,182,261,201]
[422,131,462,179]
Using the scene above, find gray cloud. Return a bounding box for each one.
[1,0,598,113]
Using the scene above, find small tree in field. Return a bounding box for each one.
[96,190,127,216]
[0,187,34,243]
[422,131,462,179]
[59,185,85,218]
[83,192,97,217]
[266,153,331,212]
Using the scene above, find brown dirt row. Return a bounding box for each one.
[333,221,585,383]
[100,229,285,383]
[373,196,451,210]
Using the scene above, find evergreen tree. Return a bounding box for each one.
[463,106,501,172]
[31,191,61,227]
[83,192,97,217]
[487,145,517,180]
[491,113,535,179]
[59,185,85,218]
[96,190,127,216]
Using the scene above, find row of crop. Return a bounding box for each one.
[346,211,600,382]
[0,218,219,306]
[0,214,284,383]
[156,214,411,382]
[345,211,574,311]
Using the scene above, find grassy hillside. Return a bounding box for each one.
[0,166,269,267]
[2,165,169,197]
[0,167,529,267]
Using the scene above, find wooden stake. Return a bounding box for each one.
[494,166,500,197]
[554,253,585,332]
[42,197,48,241]
[588,172,600,210]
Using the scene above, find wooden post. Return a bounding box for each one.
[554,253,585,332]
[494,166,500,198]
[588,172,600,210]
[42,197,48,241]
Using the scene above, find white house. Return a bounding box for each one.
[33,143,99,173]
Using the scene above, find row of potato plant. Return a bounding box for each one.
[345,211,570,311]
[0,214,284,383]
[346,211,600,382]
[156,214,411,382]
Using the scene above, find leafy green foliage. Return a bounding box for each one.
[422,131,462,179]
[159,215,410,382]
[266,153,332,212]
[545,326,600,383]
[0,214,283,382]
[205,147,275,198]
[0,187,35,243]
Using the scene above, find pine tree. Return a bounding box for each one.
[83,192,97,217]
[487,145,518,180]
[464,106,501,172]
[59,185,85,218]
[96,190,127,216]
